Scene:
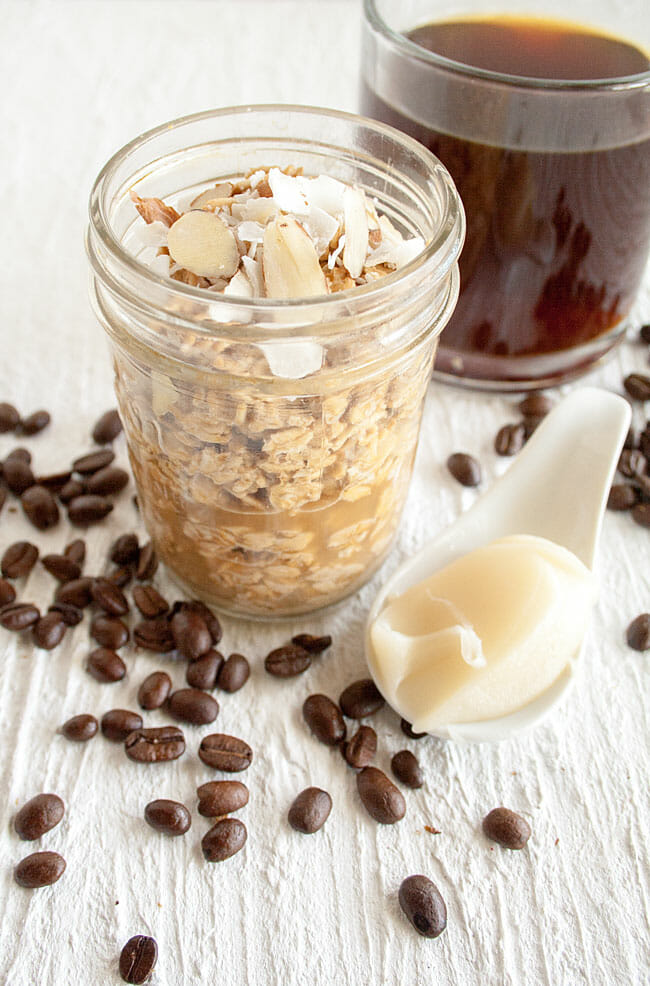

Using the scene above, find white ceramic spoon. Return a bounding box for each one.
[365,387,631,743]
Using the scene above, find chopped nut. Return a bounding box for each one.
[130,190,180,227]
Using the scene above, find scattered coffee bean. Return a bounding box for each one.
[21,485,60,530]
[14,793,65,841]
[343,725,377,769]
[37,470,72,493]
[125,725,185,763]
[447,451,481,487]
[626,613,650,651]
[168,688,219,725]
[91,614,129,650]
[288,787,332,834]
[14,850,66,889]
[41,553,81,583]
[0,402,20,433]
[391,750,424,789]
[631,503,650,528]
[60,713,98,742]
[135,542,158,581]
[72,449,115,475]
[618,448,646,478]
[0,602,40,631]
[64,538,86,565]
[67,494,114,526]
[264,643,311,677]
[133,617,175,653]
[3,456,35,495]
[2,541,39,579]
[0,577,16,607]
[357,766,406,824]
[5,447,31,463]
[623,373,650,401]
[144,799,191,837]
[33,612,66,650]
[607,484,638,511]
[400,719,428,740]
[107,565,134,588]
[55,576,94,608]
[172,599,222,644]
[302,694,347,746]
[118,934,157,985]
[132,584,168,619]
[625,425,639,450]
[170,608,212,661]
[201,817,247,862]
[101,709,143,742]
[517,393,554,418]
[291,633,332,654]
[91,578,129,616]
[48,602,84,626]
[86,465,129,496]
[93,409,123,445]
[494,422,526,456]
[186,650,223,690]
[59,479,85,503]
[110,533,140,566]
[339,679,385,719]
[217,653,250,693]
[137,671,172,710]
[19,410,50,436]
[0,487,6,514]
[640,323,650,344]
[398,875,447,939]
[198,733,253,772]
[87,647,127,683]
[482,806,531,849]
[197,780,249,817]
[641,425,650,460]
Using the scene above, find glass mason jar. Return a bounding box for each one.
[86,106,464,618]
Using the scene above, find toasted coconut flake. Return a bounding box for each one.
[223,268,254,298]
[259,341,323,379]
[342,187,369,279]
[263,217,328,299]
[242,256,264,296]
[130,190,180,227]
[367,235,425,269]
[300,174,346,215]
[301,206,340,258]
[268,169,309,214]
[328,233,346,269]
[237,220,266,244]
[167,210,240,279]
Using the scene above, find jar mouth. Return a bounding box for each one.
[364,0,650,92]
[87,103,464,331]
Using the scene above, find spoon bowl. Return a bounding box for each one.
[365,387,631,743]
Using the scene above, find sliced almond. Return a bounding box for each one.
[190,182,234,209]
[342,187,369,279]
[130,190,180,227]
[262,218,328,299]
[167,210,239,280]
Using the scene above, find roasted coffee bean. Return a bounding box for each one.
[21,485,60,530]
[291,633,332,654]
[186,650,223,691]
[170,609,212,661]
[0,402,20,433]
[91,614,129,650]
[137,671,172,710]
[0,486,6,513]
[144,799,191,836]
[623,373,650,401]
[343,725,377,769]
[339,679,385,719]
[19,410,50,436]
[632,503,650,528]
[5,447,31,463]
[201,817,247,862]
[68,494,113,526]
[91,578,129,616]
[447,452,481,487]
[48,602,82,627]
[110,533,140,566]
[265,643,311,677]
[171,599,222,644]
[0,602,40,631]
[288,787,332,834]
[641,424,650,459]
[494,422,526,456]
[217,653,250,693]
[1,541,39,578]
[93,409,123,445]
[0,577,16,607]
[87,647,127,683]
[86,465,129,496]
[3,456,35,495]
[302,694,347,746]
[618,448,646,478]
[72,449,115,475]
[107,565,134,588]
[640,323,650,344]
[625,425,639,450]
[101,709,143,742]
[133,617,174,653]
[197,780,249,817]
[59,479,85,503]
[482,806,531,849]
[607,484,638,511]
[41,553,81,583]
[400,719,428,739]
[357,766,406,824]
[399,875,447,939]
[60,713,98,742]
[37,470,72,493]
[119,934,157,985]
[136,542,158,581]
[125,725,185,763]
[517,393,554,418]
[391,750,424,789]
[168,688,219,725]
[626,613,650,651]
[14,851,66,889]
[198,733,253,772]
[132,584,168,619]
[33,612,66,650]
[55,576,94,608]
[14,793,64,841]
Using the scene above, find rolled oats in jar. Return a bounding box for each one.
[87,106,464,617]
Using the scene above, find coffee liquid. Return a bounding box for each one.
[362,17,650,378]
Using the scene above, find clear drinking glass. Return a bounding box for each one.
[86,106,464,617]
